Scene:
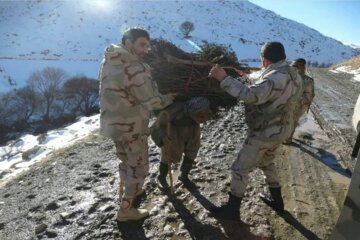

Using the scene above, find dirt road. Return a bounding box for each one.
[0,68,358,240]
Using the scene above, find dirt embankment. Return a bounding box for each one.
[0,68,358,240]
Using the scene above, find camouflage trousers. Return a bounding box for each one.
[330,151,360,239]
[287,103,311,141]
[161,124,200,164]
[114,135,149,199]
[230,137,282,198]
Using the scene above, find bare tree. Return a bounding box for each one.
[0,87,38,133]
[12,86,39,123]
[63,76,99,116]
[179,21,195,38]
[28,67,67,120]
[0,94,10,144]
[0,92,16,125]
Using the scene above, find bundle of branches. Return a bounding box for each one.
[145,39,253,117]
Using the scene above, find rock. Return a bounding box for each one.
[45,201,60,211]
[149,205,161,216]
[85,141,98,146]
[145,232,154,238]
[22,146,41,160]
[164,224,173,231]
[35,223,48,234]
[45,230,58,238]
[59,212,70,219]
[178,222,185,230]
[99,204,114,212]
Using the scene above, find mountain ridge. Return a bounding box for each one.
[0,0,358,92]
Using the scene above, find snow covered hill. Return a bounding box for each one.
[0,0,359,92]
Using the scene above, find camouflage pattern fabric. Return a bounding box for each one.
[114,135,148,199]
[300,74,315,110]
[330,94,360,239]
[220,60,303,197]
[99,43,173,202]
[294,74,315,122]
[287,74,315,140]
[353,94,360,132]
[99,43,173,142]
[231,137,281,197]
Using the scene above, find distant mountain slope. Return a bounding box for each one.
[332,55,360,70]
[0,0,358,92]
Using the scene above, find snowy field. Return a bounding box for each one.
[330,66,360,82]
[0,114,99,184]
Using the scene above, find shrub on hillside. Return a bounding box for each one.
[62,76,99,116]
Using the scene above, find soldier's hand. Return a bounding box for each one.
[209,64,227,81]
[235,70,251,84]
[234,69,245,76]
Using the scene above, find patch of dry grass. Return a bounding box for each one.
[331,55,360,70]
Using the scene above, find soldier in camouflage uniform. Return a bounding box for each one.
[330,94,360,239]
[155,97,210,191]
[284,58,315,144]
[208,42,303,220]
[99,28,174,222]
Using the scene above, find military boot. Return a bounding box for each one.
[178,156,195,187]
[210,193,242,221]
[116,197,149,222]
[259,187,284,212]
[157,162,170,191]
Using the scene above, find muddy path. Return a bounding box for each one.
[0,68,358,240]
[308,68,359,168]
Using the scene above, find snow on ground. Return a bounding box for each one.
[330,66,360,82]
[0,114,99,184]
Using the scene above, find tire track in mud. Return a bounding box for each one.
[265,66,360,240]
[266,112,351,240]
[308,68,359,168]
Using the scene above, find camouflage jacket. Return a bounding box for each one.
[99,44,173,141]
[220,60,303,142]
[300,74,315,107]
[353,94,360,132]
[352,94,360,157]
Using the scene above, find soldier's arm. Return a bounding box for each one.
[220,75,274,105]
[310,78,315,100]
[126,65,173,111]
[302,78,315,105]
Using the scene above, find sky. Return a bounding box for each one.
[249,0,360,46]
